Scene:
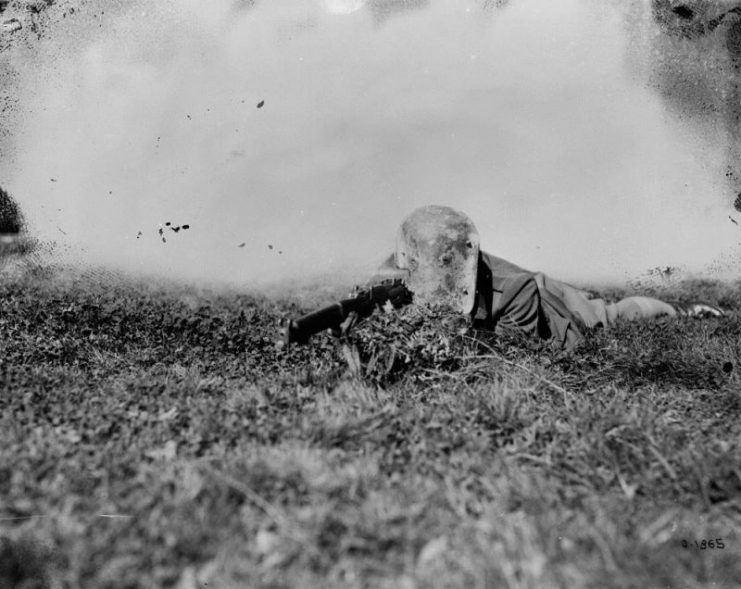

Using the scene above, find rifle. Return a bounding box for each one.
[278,278,413,347]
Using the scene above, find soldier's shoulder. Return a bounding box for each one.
[481,251,533,277]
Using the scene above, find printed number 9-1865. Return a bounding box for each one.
[681,539,725,550]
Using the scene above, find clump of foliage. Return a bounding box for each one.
[343,303,474,385]
[0,185,24,234]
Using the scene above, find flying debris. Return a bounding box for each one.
[158,222,191,240]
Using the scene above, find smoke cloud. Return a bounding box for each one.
[3,0,741,288]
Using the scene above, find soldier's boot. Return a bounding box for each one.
[670,302,725,318]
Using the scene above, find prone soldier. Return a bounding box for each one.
[281,205,724,349]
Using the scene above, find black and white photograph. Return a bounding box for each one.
[1,0,741,587]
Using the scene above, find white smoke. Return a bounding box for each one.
[3,0,740,288]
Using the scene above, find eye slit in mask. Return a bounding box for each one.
[439,252,454,267]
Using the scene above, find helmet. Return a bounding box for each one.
[395,205,480,314]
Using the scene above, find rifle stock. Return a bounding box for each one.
[278,279,412,347]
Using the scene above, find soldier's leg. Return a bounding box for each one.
[609,296,677,321]
[605,296,724,323]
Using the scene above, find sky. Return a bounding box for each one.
[4,0,741,288]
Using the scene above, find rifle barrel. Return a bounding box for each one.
[279,279,411,347]
[290,300,354,342]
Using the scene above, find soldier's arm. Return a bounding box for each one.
[491,273,585,348]
[493,274,543,337]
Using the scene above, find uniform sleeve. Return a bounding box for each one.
[538,291,585,348]
[493,273,584,348]
[493,274,547,338]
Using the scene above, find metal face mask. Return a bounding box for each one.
[395,205,480,314]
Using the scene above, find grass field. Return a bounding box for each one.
[2,263,741,588]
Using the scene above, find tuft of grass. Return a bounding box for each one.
[2,266,741,588]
